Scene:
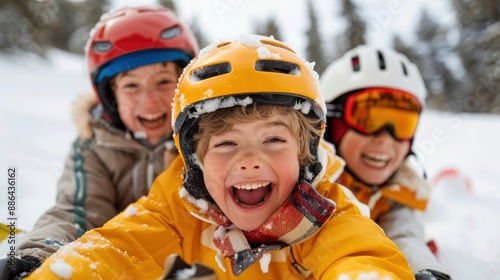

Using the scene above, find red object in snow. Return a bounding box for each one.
[427,239,438,255]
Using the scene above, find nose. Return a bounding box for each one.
[236,151,264,171]
[141,89,161,103]
[137,82,162,104]
[373,130,394,144]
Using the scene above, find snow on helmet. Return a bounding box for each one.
[173,34,326,202]
[86,6,199,129]
[320,45,427,106]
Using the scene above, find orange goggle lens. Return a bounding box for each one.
[344,88,421,140]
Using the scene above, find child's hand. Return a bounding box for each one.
[415,269,452,280]
[0,256,40,280]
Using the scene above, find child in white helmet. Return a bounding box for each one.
[25,35,414,280]
[320,45,451,280]
[0,6,199,279]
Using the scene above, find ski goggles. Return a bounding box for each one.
[338,88,422,140]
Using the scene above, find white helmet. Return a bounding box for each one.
[320,45,427,106]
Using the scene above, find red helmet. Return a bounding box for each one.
[85,6,199,129]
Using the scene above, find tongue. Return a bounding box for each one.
[234,186,269,206]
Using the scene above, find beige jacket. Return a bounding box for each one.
[16,93,177,260]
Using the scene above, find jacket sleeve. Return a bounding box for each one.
[24,160,185,280]
[378,203,450,276]
[16,138,120,261]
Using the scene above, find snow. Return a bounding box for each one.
[213,226,226,240]
[1,48,500,280]
[179,187,209,213]
[123,205,139,217]
[49,260,73,279]
[259,253,271,273]
[175,266,196,279]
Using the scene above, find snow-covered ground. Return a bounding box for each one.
[1,50,499,279]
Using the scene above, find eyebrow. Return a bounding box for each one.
[266,121,289,129]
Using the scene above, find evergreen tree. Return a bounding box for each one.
[254,18,283,42]
[393,9,460,111]
[450,0,500,113]
[330,0,366,61]
[304,0,327,75]
[159,0,177,12]
[0,0,56,55]
[341,0,366,52]
[51,0,109,54]
[0,5,38,54]
[0,0,109,55]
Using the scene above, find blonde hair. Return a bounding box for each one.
[194,103,321,167]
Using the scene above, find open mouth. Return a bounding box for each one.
[232,182,272,208]
[137,112,167,129]
[361,153,390,168]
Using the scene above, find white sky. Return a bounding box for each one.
[111,0,456,55]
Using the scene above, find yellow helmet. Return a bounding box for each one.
[173,35,326,202]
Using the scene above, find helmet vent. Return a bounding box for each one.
[401,62,408,76]
[191,62,232,82]
[161,26,181,39]
[260,40,295,53]
[377,51,386,70]
[92,41,113,53]
[255,60,299,75]
[351,56,360,71]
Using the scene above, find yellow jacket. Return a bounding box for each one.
[27,147,413,280]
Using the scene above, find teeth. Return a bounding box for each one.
[233,182,270,190]
[140,112,164,120]
[362,153,390,168]
[363,153,389,162]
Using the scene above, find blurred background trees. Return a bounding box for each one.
[1,0,498,113]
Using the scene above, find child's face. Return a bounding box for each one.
[202,115,300,231]
[114,62,179,146]
[339,129,410,185]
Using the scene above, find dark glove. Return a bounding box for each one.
[415,269,452,280]
[0,256,41,280]
[161,254,217,280]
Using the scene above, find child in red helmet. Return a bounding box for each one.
[24,35,414,280]
[2,6,199,279]
[321,45,451,280]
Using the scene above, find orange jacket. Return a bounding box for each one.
[26,149,413,279]
[336,160,429,221]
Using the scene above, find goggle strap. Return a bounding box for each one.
[326,103,343,118]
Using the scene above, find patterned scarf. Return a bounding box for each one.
[205,181,336,276]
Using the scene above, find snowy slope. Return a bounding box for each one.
[1,50,499,279]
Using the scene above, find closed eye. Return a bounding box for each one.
[213,141,236,148]
[122,82,140,90]
[158,78,175,86]
[265,137,286,143]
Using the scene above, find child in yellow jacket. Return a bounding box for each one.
[320,45,451,280]
[25,35,414,280]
